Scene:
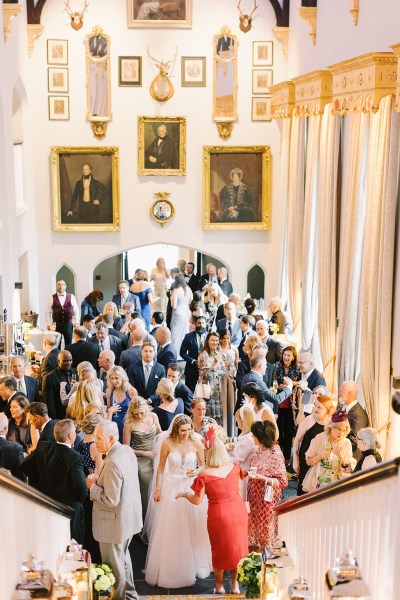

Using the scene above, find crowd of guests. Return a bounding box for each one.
[0,257,383,599]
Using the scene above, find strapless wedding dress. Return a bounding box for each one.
[145,451,212,588]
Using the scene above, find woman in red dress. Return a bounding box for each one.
[176,433,248,594]
[247,421,288,551]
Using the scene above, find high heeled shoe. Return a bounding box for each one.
[213,587,226,594]
[230,586,241,594]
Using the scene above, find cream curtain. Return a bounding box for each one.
[301,114,321,351]
[337,110,369,384]
[279,118,292,307]
[317,104,341,392]
[360,95,400,449]
[287,114,306,338]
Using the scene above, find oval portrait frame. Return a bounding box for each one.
[150,199,175,227]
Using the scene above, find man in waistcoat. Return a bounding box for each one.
[46,280,80,346]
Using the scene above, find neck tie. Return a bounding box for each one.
[100,341,104,351]
[144,364,151,387]
[65,374,71,394]
[198,335,204,351]
[17,380,23,392]
[228,322,232,336]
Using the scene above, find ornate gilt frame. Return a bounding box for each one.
[150,194,175,227]
[85,26,112,140]
[51,146,120,232]
[203,145,271,231]
[126,0,192,28]
[137,116,186,176]
[213,26,238,140]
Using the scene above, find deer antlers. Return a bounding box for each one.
[65,0,89,30]
[237,0,258,32]
[146,46,178,75]
[237,0,258,17]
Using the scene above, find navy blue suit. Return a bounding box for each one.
[0,436,25,480]
[157,343,177,373]
[304,368,326,391]
[16,376,39,403]
[237,371,292,413]
[180,331,202,393]
[216,318,242,346]
[89,335,123,365]
[130,362,166,399]
[112,292,141,313]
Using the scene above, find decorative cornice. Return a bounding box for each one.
[3,3,22,43]
[270,81,295,119]
[349,0,359,26]
[328,52,397,114]
[292,70,332,116]
[298,6,317,46]
[272,26,289,59]
[27,23,44,57]
[389,43,400,112]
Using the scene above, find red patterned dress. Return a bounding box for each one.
[247,444,288,548]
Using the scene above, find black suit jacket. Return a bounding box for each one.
[0,437,25,480]
[180,331,202,393]
[348,403,369,460]
[186,273,199,294]
[237,371,291,414]
[120,345,143,373]
[65,339,99,370]
[37,348,60,395]
[305,368,326,391]
[157,343,177,372]
[150,381,193,416]
[130,363,166,399]
[197,274,218,291]
[39,419,58,443]
[266,337,283,364]
[21,442,87,543]
[42,368,77,420]
[89,335,123,365]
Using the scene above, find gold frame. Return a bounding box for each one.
[203,145,271,231]
[48,67,69,93]
[51,146,120,232]
[48,96,70,121]
[150,195,175,227]
[252,41,273,67]
[251,96,271,122]
[118,56,142,86]
[252,69,273,94]
[181,56,206,87]
[47,39,68,65]
[85,26,112,140]
[137,116,186,176]
[213,26,238,140]
[126,0,192,28]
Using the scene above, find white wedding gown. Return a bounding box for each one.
[144,451,212,588]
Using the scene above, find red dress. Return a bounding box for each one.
[191,463,248,570]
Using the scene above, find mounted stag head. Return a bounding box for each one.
[147,46,178,103]
[65,0,89,31]
[237,0,258,33]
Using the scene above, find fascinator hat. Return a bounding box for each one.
[203,426,217,449]
[331,403,348,423]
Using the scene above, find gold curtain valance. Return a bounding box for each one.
[292,70,332,117]
[270,81,294,119]
[328,52,397,114]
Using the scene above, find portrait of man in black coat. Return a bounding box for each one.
[145,124,178,170]
[67,163,109,224]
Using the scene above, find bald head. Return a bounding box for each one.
[129,317,146,333]
[98,349,115,371]
[131,328,145,345]
[43,333,57,349]
[340,381,358,405]
[299,352,315,374]
[156,326,171,346]
[58,350,73,372]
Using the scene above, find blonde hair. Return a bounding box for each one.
[240,405,257,435]
[77,361,96,380]
[157,378,175,403]
[190,397,207,410]
[169,414,194,442]
[67,380,102,426]
[103,301,119,318]
[107,366,130,391]
[325,418,351,437]
[244,335,263,359]
[206,437,231,468]
[358,427,381,450]
[83,403,106,418]
[81,412,103,434]
[125,397,150,428]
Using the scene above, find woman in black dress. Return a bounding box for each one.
[274,345,300,463]
[353,427,382,471]
[292,392,336,495]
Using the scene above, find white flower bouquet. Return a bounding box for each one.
[91,563,115,596]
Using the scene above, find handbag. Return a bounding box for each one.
[194,382,211,399]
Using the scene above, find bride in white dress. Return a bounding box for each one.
[145,414,212,588]
[170,275,193,359]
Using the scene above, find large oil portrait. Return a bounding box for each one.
[51,146,120,232]
[127,0,192,28]
[203,146,271,231]
[137,116,186,176]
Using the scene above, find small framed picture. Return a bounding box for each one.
[119,56,142,87]
[252,69,273,95]
[251,96,271,122]
[47,39,68,65]
[48,96,70,121]
[48,67,69,93]
[252,41,273,67]
[181,56,206,87]
[150,198,175,227]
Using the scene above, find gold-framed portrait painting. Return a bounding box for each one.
[51,146,120,232]
[127,0,192,28]
[203,146,271,231]
[138,116,186,176]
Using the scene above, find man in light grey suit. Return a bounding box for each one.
[86,421,142,600]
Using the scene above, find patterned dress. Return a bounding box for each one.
[219,346,237,436]
[247,445,288,548]
[197,350,226,425]
[76,439,101,562]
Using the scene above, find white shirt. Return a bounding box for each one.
[57,442,72,449]
[46,292,80,326]
[142,361,154,370]
[345,400,358,413]
[40,418,51,432]
[14,377,26,395]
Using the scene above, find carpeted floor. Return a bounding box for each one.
[130,477,297,596]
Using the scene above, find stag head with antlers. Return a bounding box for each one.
[237,0,258,33]
[65,0,89,30]
[147,46,178,102]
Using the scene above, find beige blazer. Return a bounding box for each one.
[90,442,143,544]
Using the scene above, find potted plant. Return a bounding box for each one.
[237,551,262,598]
[91,563,115,599]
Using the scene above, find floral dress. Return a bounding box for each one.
[219,346,237,436]
[247,445,288,548]
[197,350,226,425]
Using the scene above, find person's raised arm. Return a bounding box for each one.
[153,440,169,502]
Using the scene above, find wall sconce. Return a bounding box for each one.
[325,550,371,598]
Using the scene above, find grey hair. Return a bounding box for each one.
[358,427,381,450]
[270,296,283,309]
[96,419,119,441]
[77,361,95,379]
[54,418,75,443]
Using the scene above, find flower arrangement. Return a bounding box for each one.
[237,551,262,598]
[269,322,280,335]
[91,563,115,596]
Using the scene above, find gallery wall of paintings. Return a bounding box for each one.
[0,0,287,312]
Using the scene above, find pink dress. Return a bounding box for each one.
[247,445,288,548]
